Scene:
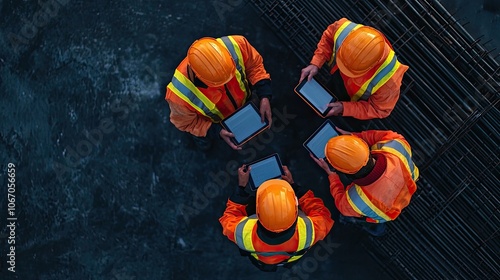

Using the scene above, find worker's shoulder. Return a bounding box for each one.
[227,35,250,45]
[337,17,351,24]
[326,17,351,29]
[221,34,246,41]
[223,35,256,47]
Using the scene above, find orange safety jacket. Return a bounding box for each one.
[234,212,314,264]
[310,18,409,119]
[166,35,271,137]
[328,130,419,223]
[219,190,333,265]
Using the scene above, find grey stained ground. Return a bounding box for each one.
[0,0,498,279]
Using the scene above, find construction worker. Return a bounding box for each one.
[311,128,418,236]
[299,18,409,120]
[165,36,272,151]
[219,165,334,272]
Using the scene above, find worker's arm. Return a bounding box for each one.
[328,173,362,217]
[232,35,272,124]
[352,130,408,147]
[232,35,272,100]
[341,85,400,119]
[165,91,213,137]
[219,185,251,243]
[298,189,334,243]
[219,165,252,243]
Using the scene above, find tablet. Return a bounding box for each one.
[303,120,339,159]
[221,102,269,146]
[294,78,337,118]
[247,153,285,191]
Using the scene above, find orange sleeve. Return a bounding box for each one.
[352,130,408,147]
[232,35,270,85]
[342,64,409,119]
[165,89,212,137]
[328,173,362,217]
[219,199,248,243]
[298,190,334,243]
[310,19,348,68]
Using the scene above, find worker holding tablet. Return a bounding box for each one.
[299,18,409,120]
[166,36,272,151]
[311,129,419,236]
[219,165,333,272]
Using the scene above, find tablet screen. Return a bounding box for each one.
[222,103,268,145]
[249,155,284,190]
[304,121,339,159]
[298,79,334,114]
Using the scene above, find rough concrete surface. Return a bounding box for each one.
[0,0,497,279]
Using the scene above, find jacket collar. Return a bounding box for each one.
[353,153,387,186]
[256,220,297,245]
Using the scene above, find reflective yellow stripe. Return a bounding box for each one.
[328,21,362,67]
[167,70,224,121]
[234,216,259,259]
[288,215,314,262]
[371,58,400,93]
[372,140,419,181]
[234,213,314,262]
[351,49,401,101]
[171,70,215,110]
[217,36,250,100]
[242,219,258,260]
[346,185,392,222]
[297,218,307,248]
[288,218,306,262]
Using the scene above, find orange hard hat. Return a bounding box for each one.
[337,26,389,77]
[187,37,235,87]
[256,179,298,233]
[325,135,370,174]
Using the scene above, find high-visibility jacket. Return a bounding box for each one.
[310,18,409,120]
[219,190,333,265]
[328,130,419,223]
[166,35,271,137]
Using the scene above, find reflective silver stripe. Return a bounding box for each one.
[219,36,246,82]
[234,215,255,250]
[332,22,359,64]
[347,186,389,222]
[374,140,417,180]
[298,212,314,249]
[358,54,398,100]
[169,76,222,122]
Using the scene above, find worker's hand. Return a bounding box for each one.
[325,102,344,117]
[238,165,251,187]
[310,154,334,175]
[299,64,319,83]
[335,126,351,135]
[259,97,272,126]
[220,129,242,150]
[281,166,295,184]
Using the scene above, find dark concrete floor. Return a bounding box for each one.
[440,0,500,61]
[0,0,497,279]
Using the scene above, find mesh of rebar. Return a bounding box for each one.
[249,0,500,279]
